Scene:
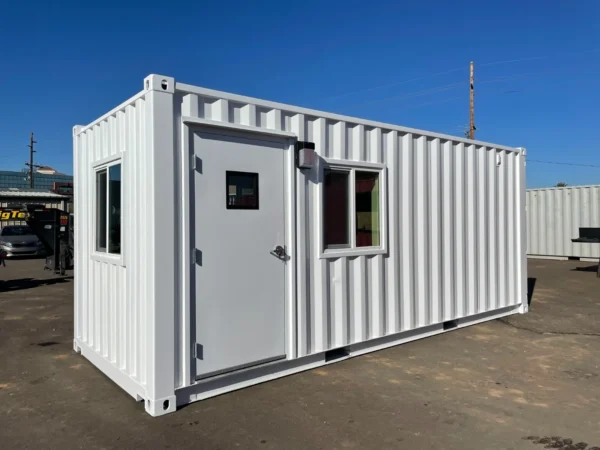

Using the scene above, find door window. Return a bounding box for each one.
[226,171,259,210]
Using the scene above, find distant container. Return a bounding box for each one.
[527,185,600,260]
[73,74,528,416]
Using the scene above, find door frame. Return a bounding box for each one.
[179,118,298,388]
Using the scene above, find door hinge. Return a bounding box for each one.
[194,343,203,360]
[192,249,202,266]
[192,155,202,173]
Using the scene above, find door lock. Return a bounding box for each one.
[270,245,287,260]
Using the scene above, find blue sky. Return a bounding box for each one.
[0,0,598,188]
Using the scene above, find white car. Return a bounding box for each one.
[0,225,46,258]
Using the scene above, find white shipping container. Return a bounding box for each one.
[73,74,528,416]
[527,185,600,260]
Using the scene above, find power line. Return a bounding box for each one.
[479,70,600,85]
[346,82,462,108]
[396,96,462,110]
[319,47,600,103]
[528,159,600,168]
[321,67,463,101]
[479,47,600,68]
[351,69,599,109]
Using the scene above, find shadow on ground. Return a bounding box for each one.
[527,277,537,306]
[0,276,72,293]
[572,263,599,273]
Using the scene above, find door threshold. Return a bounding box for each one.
[195,354,286,382]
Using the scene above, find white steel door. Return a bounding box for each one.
[192,129,286,379]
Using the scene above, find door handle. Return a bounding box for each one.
[270,245,287,260]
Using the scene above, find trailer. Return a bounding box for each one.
[25,205,74,274]
[0,205,74,274]
[73,74,528,416]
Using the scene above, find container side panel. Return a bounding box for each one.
[176,91,524,357]
[497,151,507,308]
[442,140,455,320]
[507,153,517,306]
[526,185,600,258]
[414,137,429,327]
[74,93,148,397]
[384,131,400,335]
[428,139,441,324]
[476,147,488,313]
[465,145,478,315]
[454,143,466,317]
[400,134,415,331]
[487,149,497,312]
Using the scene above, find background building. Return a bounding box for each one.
[0,167,73,228]
[0,168,72,192]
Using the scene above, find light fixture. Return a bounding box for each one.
[295,141,316,170]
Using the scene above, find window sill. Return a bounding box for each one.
[319,247,387,259]
[91,252,125,267]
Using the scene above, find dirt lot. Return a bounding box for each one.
[1,258,599,450]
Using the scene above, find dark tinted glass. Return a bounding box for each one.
[108,164,121,254]
[96,170,107,250]
[226,171,259,210]
[324,170,349,248]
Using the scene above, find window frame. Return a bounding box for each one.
[319,158,388,259]
[91,154,125,266]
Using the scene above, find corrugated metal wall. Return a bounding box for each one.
[175,86,526,361]
[74,92,151,390]
[299,126,523,356]
[527,185,600,259]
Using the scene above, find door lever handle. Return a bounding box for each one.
[270,245,287,260]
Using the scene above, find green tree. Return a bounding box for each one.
[555,181,568,187]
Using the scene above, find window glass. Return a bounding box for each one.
[1,226,34,236]
[355,171,380,247]
[226,171,259,209]
[324,170,349,248]
[96,170,107,251]
[108,164,121,254]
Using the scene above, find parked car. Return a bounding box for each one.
[0,225,46,258]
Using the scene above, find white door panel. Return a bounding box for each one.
[193,130,286,378]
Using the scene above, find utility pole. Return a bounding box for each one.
[26,132,37,188]
[469,61,475,140]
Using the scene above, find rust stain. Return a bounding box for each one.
[53,354,69,360]
[312,369,328,376]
